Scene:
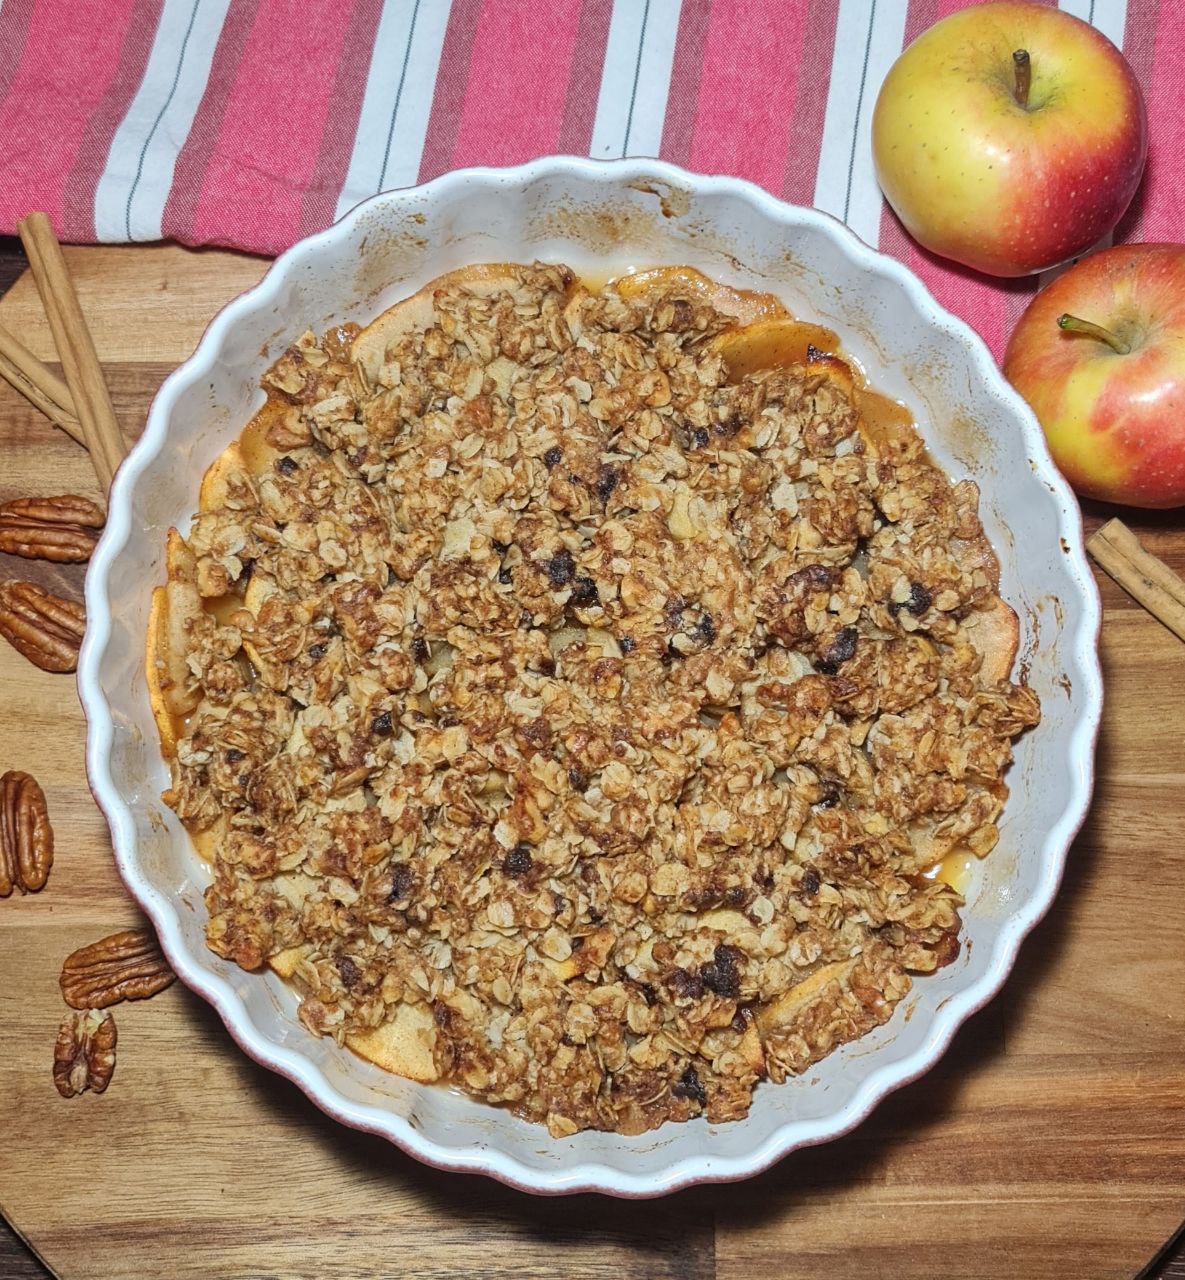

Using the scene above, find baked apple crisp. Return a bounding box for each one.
[148,263,1040,1136]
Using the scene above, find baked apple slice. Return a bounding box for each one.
[266,945,442,1081]
[965,595,1020,685]
[351,264,526,371]
[347,1004,440,1082]
[188,813,228,862]
[145,529,203,758]
[240,571,278,682]
[613,265,788,327]
[754,958,858,1037]
[711,318,840,381]
[199,399,295,511]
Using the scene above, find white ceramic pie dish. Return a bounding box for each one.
[78,157,1102,1197]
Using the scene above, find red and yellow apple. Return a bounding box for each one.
[1003,244,1185,508]
[873,1,1147,278]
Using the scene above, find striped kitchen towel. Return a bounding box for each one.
[0,0,1178,358]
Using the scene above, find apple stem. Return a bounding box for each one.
[1057,313,1132,355]
[1013,50,1031,108]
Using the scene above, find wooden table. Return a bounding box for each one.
[0,240,1183,1280]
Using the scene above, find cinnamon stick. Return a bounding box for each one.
[0,323,84,446]
[17,213,125,491]
[1087,518,1185,644]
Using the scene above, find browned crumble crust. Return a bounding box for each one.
[163,263,1040,1136]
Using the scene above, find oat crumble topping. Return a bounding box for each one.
[159,263,1040,1136]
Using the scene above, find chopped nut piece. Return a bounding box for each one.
[60,928,176,1009]
[0,494,105,562]
[53,1009,117,1098]
[0,769,53,895]
[0,581,85,672]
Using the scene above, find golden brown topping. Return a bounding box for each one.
[0,769,53,896]
[157,262,1039,1135]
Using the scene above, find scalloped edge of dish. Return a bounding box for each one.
[78,157,1102,1197]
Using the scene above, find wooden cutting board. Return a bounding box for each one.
[0,244,1183,1280]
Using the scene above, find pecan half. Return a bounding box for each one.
[53,1009,117,1097]
[0,581,85,672]
[60,928,175,1009]
[0,495,105,563]
[0,769,53,895]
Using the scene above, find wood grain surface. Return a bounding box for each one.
[0,243,1183,1280]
